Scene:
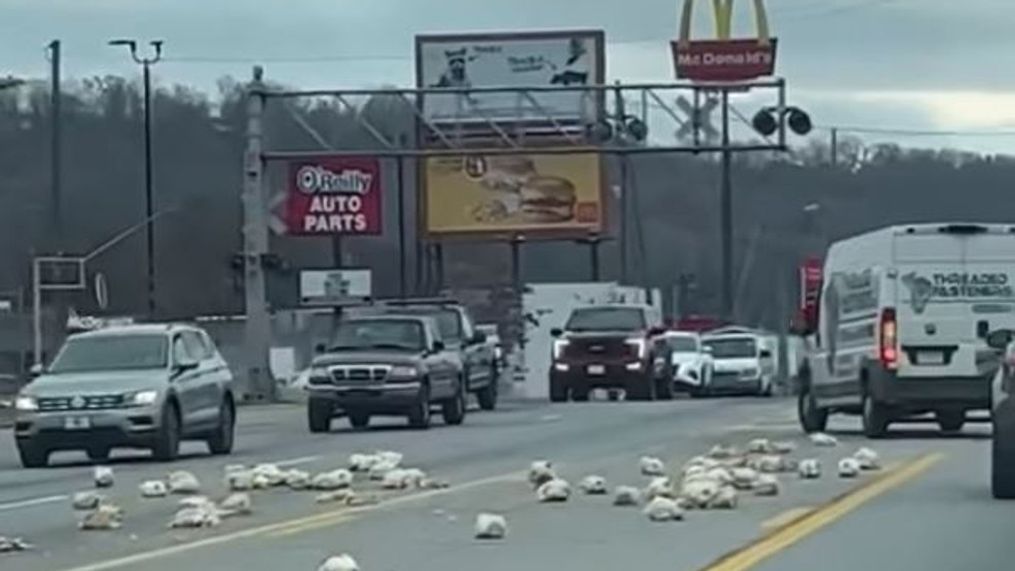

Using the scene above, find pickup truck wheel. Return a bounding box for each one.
[207,399,236,454]
[442,381,467,425]
[861,392,890,439]
[571,387,590,402]
[308,398,333,433]
[937,410,965,433]
[152,403,181,462]
[348,410,371,430]
[407,384,432,429]
[798,383,828,433]
[17,442,50,468]
[477,370,498,411]
[627,374,656,401]
[992,419,1015,499]
[87,445,112,463]
[549,377,568,403]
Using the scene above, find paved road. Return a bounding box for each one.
[0,396,1008,571]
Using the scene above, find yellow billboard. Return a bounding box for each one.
[423,150,604,237]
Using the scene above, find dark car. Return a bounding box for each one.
[549,304,669,402]
[359,299,500,411]
[987,329,1015,499]
[305,315,466,431]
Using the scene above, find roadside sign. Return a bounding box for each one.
[675,95,719,142]
[299,268,373,306]
[672,0,777,82]
[284,156,382,236]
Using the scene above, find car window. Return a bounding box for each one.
[182,331,211,361]
[703,338,758,358]
[172,334,196,365]
[565,307,646,332]
[388,307,463,342]
[49,334,168,373]
[331,319,426,351]
[667,336,699,352]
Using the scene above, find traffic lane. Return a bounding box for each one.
[752,421,1005,571]
[0,397,801,571]
[8,399,943,571]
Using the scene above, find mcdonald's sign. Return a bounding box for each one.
[671,0,777,82]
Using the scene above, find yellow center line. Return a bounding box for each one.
[759,506,813,530]
[698,452,944,571]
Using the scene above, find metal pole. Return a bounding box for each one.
[49,40,62,244]
[720,88,734,321]
[242,66,274,401]
[396,154,407,298]
[619,156,628,284]
[434,243,445,293]
[510,237,523,291]
[143,61,156,316]
[589,236,600,281]
[830,127,838,167]
[32,259,42,367]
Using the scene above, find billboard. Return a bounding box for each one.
[422,150,604,238]
[415,30,605,129]
[285,156,382,236]
[672,0,777,82]
[299,268,373,306]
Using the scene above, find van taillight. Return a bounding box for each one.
[880,308,898,369]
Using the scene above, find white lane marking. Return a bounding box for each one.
[0,494,69,512]
[273,455,320,467]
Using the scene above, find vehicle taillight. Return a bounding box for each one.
[879,308,898,369]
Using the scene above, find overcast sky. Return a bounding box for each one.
[5,0,1015,153]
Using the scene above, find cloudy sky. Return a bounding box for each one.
[5,0,1015,153]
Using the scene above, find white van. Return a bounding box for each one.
[702,328,776,396]
[798,223,1015,437]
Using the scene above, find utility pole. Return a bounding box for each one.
[242,66,273,401]
[719,88,734,321]
[49,40,62,244]
[396,135,408,298]
[830,127,838,167]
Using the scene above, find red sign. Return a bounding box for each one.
[798,256,823,327]
[671,38,777,82]
[285,156,382,236]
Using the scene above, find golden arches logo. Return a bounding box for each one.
[677,0,771,46]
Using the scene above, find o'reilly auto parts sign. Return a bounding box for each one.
[415,30,604,128]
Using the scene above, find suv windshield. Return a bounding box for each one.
[389,307,462,342]
[566,307,646,332]
[667,336,699,352]
[331,319,425,351]
[704,338,757,359]
[49,334,168,373]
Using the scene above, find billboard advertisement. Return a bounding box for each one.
[672,0,777,82]
[422,150,603,238]
[415,30,605,128]
[299,268,373,306]
[285,156,382,236]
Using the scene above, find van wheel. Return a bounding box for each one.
[861,392,890,439]
[798,383,828,433]
[937,410,965,433]
[992,419,1015,499]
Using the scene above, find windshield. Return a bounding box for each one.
[667,336,699,352]
[565,307,646,332]
[49,334,168,373]
[390,308,462,342]
[331,320,425,351]
[704,338,758,359]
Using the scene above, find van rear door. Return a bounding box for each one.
[893,225,1015,379]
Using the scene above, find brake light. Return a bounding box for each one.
[879,308,898,369]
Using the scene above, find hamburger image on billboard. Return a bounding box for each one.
[424,150,602,237]
[285,156,382,236]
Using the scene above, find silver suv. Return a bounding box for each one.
[13,324,236,467]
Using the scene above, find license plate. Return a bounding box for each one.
[63,416,91,430]
[587,364,605,375]
[919,351,945,365]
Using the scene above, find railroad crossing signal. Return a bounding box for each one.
[675,95,720,143]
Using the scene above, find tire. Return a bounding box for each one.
[348,409,371,429]
[607,390,620,401]
[442,379,467,425]
[207,398,236,454]
[86,445,112,463]
[992,420,1015,499]
[17,442,49,468]
[761,377,774,397]
[407,384,432,429]
[477,370,499,411]
[937,410,965,434]
[307,398,333,433]
[861,391,890,439]
[797,379,828,433]
[571,387,590,402]
[152,403,181,462]
[549,376,568,403]
[627,374,656,401]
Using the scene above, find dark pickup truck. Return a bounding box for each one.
[305,315,467,431]
[549,304,670,402]
[357,299,500,411]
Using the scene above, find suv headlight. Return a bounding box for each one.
[626,338,646,359]
[552,339,570,360]
[15,395,38,411]
[389,365,420,380]
[127,390,159,406]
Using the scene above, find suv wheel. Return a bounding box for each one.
[442,380,467,425]
[861,391,890,439]
[549,376,568,403]
[937,410,965,434]
[207,398,235,454]
[407,383,432,429]
[347,409,371,430]
[152,403,181,462]
[477,369,499,411]
[17,441,49,468]
[992,419,1015,499]
[797,382,828,433]
[308,398,333,433]
[86,445,112,463]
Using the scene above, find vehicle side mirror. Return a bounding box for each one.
[314,343,327,355]
[759,349,773,359]
[174,356,199,374]
[986,329,1014,350]
[471,331,487,345]
[550,328,564,338]
[29,363,44,377]
[648,326,666,337]
[432,340,446,352]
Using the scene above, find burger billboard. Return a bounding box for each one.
[422,150,604,238]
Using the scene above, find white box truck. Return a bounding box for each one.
[798,223,1015,437]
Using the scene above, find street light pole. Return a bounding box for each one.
[109,39,162,317]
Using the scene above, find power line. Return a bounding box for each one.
[815,125,1015,137]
